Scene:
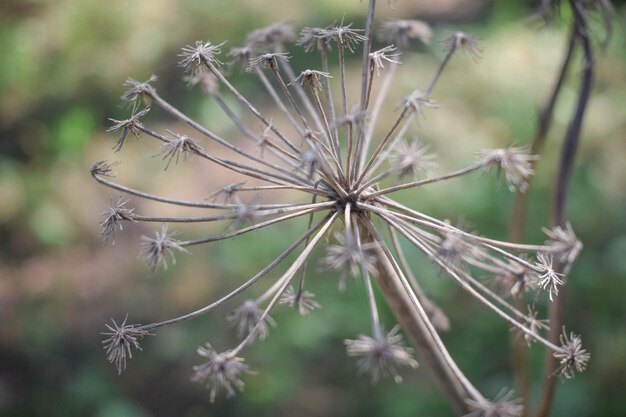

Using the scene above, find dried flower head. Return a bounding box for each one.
[297,27,331,52]
[478,147,537,192]
[554,329,590,379]
[387,138,437,180]
[121,75,158,104]
[156,132,204,170]
[292,69,332,90]
[101,316,151,375]
[534,253,564,301]
[100,196,137,245]
[326,22,367,51]
[245,22,295,52]
[323,231,377,291]
[179,41,224,75]
[279,286,321,316]
[543,222,582,265]
[140,225,188,274]
[378,19,433,48]
[465,388,524,417]
[227,300,276,341]
[400,89,437,116]
[444,32,482,61]
[369,45,401,76]
[107,106,150,152]
[345,325,418,384]
[246,52,290,73]
[184,71,220,95]
[96,1,590,406]
[89,160,119,177]
[192,344,252,402]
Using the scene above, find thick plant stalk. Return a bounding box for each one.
[361,225,471,415]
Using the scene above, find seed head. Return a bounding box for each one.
[192,344,252,402]
[245,22,295,52]
[345,325,418,384]
[554,329,590,379]
[534,253,564,301]
[326,23,367,52]
[184,71,219,95]
[297,27,331,52]
[464,388,524,417]
[400,89,437,117]
[543,222,582,265]
[279,286,321,316]
[101,316,151,375]
[245,52,290,73]
[140,225,188,274]
[121,75,157,104]
[478,147,537,192]
[156,131,204,170]
[387,138,437,181]
[100,196,137,245]
[227,300,276,341]
[107,106,150,152]
[323,231,377,291]
[378,20,433,48]
[369,45,401,76]
[292,69,332,90]
[443,32,482,61]
[179,41,224,75]
[89,160,120,177]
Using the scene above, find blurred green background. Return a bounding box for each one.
[1,0,625,416]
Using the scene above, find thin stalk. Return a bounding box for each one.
[535,4,594,417]
[206,62,301,154]
[361,218,481,414]
[233,211,338,354]
[181,204,335,246]
[138,213,332,332]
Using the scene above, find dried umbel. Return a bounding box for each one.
[94,1,590,412]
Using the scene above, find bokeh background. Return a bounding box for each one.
[1,1,625,416]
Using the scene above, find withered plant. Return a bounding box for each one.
[94,1,611,415]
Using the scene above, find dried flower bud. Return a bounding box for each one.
[107,106,150,152]
[477,147,537,192]
[464,388,524,417]
[227,46,254,69]
[554,329,590,379]
[279,286,321,316]
[345,325,418,384]
[192,344,252,402]
[101,316,151,375]
[378,20,433,48]
[227,300,276,341]
[100,196,137,245]
[140,225,188,274]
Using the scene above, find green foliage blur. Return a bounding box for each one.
[1,1,625,416]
